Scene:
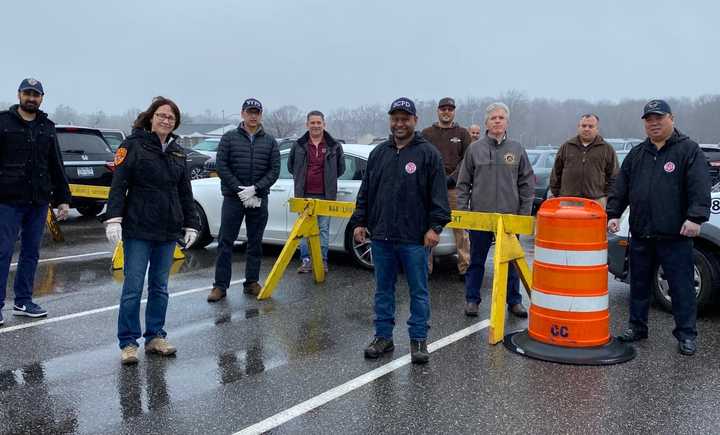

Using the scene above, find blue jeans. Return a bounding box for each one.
[465,230,522,306]
[628,237,697,341]
[0,203,48,310]
[299,215,330,261]
[371,240,430,341]
[214,196,269,289]
[117,237,175,349]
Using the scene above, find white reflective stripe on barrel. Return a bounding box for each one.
[531,289,608,312]
[534,246,607,267]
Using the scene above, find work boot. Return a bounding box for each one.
[678,339,697,356]
[121,345,139,365]
[297,258,312,273]
[243,281,262,296]
[207,287,226,302]
[464,302,479,317]
[410,339,429,364]
[508,303,528,318]
[363,337,394,359]
[145,337,177,356]
[617,328,648,343]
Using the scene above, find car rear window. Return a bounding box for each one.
[57,131,112,154]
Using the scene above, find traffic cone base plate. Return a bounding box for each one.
[503,330,636,366]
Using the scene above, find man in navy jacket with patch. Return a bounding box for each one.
[608,99,710,356]
[350,97,450,364]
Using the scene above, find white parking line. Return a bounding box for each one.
[233,319,491,435]
[0,279,245,334]
[10,251,111,268]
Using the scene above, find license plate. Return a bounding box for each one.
[77,167,94,177]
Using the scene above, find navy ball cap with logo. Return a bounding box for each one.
[388,97,416,116]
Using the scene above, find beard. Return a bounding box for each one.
[20,101,39,113]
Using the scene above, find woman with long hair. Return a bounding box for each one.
[104,96,200,364]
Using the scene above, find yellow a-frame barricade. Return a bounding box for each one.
[258,198,534,344]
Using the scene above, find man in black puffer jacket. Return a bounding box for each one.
[608,99,710,356]
[208,98,280,301]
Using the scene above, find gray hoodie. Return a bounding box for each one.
[456,134,535,215]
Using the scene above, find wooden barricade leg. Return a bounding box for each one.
[46,209,64,242]
[257,209,314,300]
[488,219,510,345]
[307,215,325,283]
[112,241,124,270]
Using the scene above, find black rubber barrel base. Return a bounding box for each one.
[503,330,636,366]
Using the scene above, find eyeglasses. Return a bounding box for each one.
[154,113,176,123]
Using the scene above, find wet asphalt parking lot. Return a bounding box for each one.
[1,212,720,435]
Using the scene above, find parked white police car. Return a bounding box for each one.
[608,188,720,312]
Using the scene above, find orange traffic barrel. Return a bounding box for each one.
[504,197,635,365]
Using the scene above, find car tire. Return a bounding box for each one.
[76,203,104,217]
[190,202,213,250]
[651,246,719,313]
[345,226,373,270]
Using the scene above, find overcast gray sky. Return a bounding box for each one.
[2,0,718,115]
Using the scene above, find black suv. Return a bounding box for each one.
[56,126,115,216]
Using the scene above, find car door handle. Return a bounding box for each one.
[337,190,353,195]
[270,187,287,192]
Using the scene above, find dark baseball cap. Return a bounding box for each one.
[242,98,263,112]
[388,97,416,116]
[438,97,456,108]
[642,99,672,119]
[18,78,44,95]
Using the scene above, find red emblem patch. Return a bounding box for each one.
[405,162,417,174]
[664,161,676,173]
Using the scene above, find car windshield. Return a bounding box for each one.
[606,139,627,151]
[57,131,112,154]
[194,139,220,151]
[526,152,542,166]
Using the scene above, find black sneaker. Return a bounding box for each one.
[410,340,429,364]
[363,337,394,359]
[464,302,479,317]
[617,328,648,343]
[13,302,47,318]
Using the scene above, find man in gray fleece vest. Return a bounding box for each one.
[456,102,535,318]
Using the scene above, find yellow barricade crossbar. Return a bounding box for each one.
[260,198,534,345]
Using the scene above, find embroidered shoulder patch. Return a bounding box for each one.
[114,147,128,166]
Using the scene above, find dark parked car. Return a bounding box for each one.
[56,125,115,216]
[700,144,720,185]
[526,148,557,213]
[183,147,211,180]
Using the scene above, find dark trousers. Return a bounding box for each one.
[213,196,269,289]
[628,237,697,341]
[0,203,48,310]
[465,230,522,306]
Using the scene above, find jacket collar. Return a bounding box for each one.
[386,132,424,150]
[431,121,459,129]
[297,130,338,148]
[567,134,606,148]
[131,128,179,153]
[9,104,48,124]
[641,129,687,153]
[484,131,507,146]
[238,122,265,139]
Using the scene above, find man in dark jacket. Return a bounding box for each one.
[549,114,619,207]
[208,98,280,301]
[421,97,472,277]
[288,110,345,273]
[0,79,71,323]
[608,99,710,356]
[456,102,535,319]
[350,97,450,364]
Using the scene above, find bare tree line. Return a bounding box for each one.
[3,92,720,146]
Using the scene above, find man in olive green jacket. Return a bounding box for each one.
[549,114,619,208]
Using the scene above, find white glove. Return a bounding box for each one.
[183,228,199,248]
[243,195,262,208]
[105,222,122,245]
[238,185,256,201]
[55,204,70,221]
